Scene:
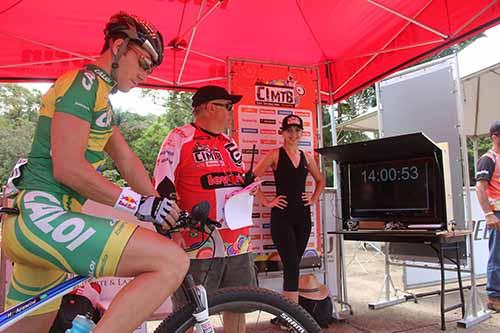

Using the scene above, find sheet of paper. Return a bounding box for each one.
[223,181,263,230]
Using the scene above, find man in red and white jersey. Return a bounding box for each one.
[153,85,256,331]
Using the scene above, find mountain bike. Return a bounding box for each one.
[0,202,321,332]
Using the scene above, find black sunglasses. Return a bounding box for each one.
[211,102,233,111]
[128,46,154,74]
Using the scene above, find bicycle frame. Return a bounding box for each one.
[0,273,210,331]
[0,275,89,330]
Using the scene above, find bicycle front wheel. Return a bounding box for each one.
[155,286,321,333]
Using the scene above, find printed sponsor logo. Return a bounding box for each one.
[24,191,96,252]
[262,223,271,229]
[224,142,243,167]
[306,181,313,186]
[298,141,311,147]
[259,118,276,125]
[193,145,224,166]
[304,121,311,127]
[250,235,262,240]
[262,212,271,218]
[260,139,277,145]
[302,131,311,137]
[92,67,114,85]
[262,181,276,187]
[82,71,96,91]
[260,129,276,135]
[277,109,293,116]
[241,128,258,134]
[255,84,295,107]
[252,213,260,218]
[193,135,212,140]
[118,195,138,211]
[242,148,259,155]
[201,172,244,189]
[88,260,96,276]
[95,109,113,128]
[263,234,273,240]
[279,313,306,333]
[241,117,258,123]
[259,108,276,115]
[241,107,258,113]
[173,127,190,138]
[263,244,277,250]
[242,138,258,144]
[261,149,272,155]
[295,111,310,117]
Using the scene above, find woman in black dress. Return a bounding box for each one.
[254,114,325,303]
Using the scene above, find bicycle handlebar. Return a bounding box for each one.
[0,202,219,250]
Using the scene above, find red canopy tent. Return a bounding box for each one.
[1,0,499,102]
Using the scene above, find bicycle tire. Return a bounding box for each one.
[155,286,321,333]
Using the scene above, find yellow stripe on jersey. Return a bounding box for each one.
[39,70,80,119]
[96,221,138,277]
[1,214,60,271]
[16,212,74,272]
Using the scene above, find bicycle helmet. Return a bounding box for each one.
[104,12,164,73]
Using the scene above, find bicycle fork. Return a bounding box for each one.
[183,275,215,333]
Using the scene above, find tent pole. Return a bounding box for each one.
[473,136,479,177]
[178,47,225,63]
[332,0,434,96]
[177,0,222,40]
[367,0,447,39]
[177,0,207,84]
[453,0,498,37]
[453,54,492,328]
[326,61,351,316]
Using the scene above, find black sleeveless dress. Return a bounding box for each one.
[271,147,312,291]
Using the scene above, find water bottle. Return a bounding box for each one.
[65,312,96,333]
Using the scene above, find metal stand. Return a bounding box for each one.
[368,242,406,309]
[457,233,491,328]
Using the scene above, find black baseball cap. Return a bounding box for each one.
[490,121,500,137]
[281,114,304,130]
[192,85,243,108]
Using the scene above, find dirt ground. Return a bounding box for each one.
[147,241,499,332]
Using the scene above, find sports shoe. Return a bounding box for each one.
[487,296,500,312]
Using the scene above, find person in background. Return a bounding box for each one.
[476,120,500,312]
[254,114,325,305]
[153,85,256,332]
[2,12,188,333]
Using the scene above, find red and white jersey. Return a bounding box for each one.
[153,123,250,258]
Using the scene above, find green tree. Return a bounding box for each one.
[0,84,41,184]
[131,90,194,174]
[0,84,42,122]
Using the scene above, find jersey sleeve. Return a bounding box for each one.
[54,69,98,123]
[476,155,495,182]
[153,129,183,197]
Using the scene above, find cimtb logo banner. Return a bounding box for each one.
[254,74,305,107]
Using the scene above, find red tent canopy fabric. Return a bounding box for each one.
[1,0,499,102]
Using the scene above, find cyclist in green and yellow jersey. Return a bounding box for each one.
[2,12,189,333]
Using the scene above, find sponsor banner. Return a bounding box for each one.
[231,60,321,260]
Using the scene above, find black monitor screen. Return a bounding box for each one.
[348,157,435,220]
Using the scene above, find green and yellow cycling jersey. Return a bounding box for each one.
[16,64,116,205]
